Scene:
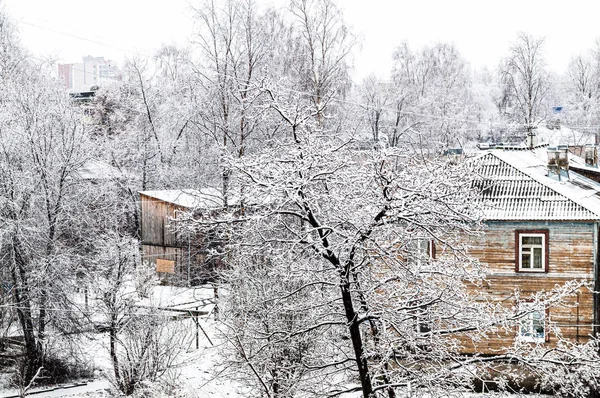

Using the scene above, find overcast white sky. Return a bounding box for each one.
[3,0,600,81]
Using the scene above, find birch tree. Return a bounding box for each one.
[191,0,275,206]
[287,0,354,122]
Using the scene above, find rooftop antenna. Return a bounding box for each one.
[526,125,538,149]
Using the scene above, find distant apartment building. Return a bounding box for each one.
[58,56,119,92]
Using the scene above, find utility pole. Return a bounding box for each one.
[187,232,191,287]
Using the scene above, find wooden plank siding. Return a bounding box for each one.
[140,193,204,285]
[457,221,597,354]
[141,244,186,284]
[140,194,187,248]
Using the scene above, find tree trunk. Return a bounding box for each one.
[10,239,42,382]
[353,271,396,398]
[339,281,374,398]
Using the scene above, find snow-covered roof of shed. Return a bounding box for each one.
[139,188,224,209]
[473,149,600,221]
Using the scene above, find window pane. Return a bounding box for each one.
[519,319,529,336]
[522,236,542,245]
[532,311,545,339]
[519,309,545,341]
[521,252,531,268]
[533,248,543,268]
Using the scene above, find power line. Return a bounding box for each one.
[7,15,148,58]
[7,13,600,145]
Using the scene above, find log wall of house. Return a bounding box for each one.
[459,221,596,353]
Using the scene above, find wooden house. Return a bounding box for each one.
[139,188,224,285]
[461,146,600,353]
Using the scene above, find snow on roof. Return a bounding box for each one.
[139,188,224,209]
[72,159,134,180]
[473,148,600,221]
[536,125,595,147]
[567,151,600,176]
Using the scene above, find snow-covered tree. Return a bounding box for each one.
[389,41,475,152]
[357,74,394,145]
[191,77,600,396]
[190,0,276,205]
[0,58,92,381]
[195,82,487,396]
[95,235,191,396]
[499,32,550,131]
[89,51,199,191]
[559,41,600,133]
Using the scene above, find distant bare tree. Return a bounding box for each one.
[389,41,474,151]
[568,54,595,101]
[499,32,550,131]
[358,74,393,145]
[191,0,273,206]
[288,0,355,121]
[561,41,600,130]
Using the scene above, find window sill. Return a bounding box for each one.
[516,269,547,273]
[518,336,545,344]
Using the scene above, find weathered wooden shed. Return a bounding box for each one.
[460,146,600,353]
[139,188,224,285]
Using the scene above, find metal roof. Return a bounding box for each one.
[139,188,224,209]
[473,149,600,221]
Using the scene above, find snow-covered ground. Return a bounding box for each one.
[0,285,545,397]
[0,285,250,398]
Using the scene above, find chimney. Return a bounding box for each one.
[547,147,558,168]
[557,145,569,170]
[585,144,598,167]
[547,145,570,181]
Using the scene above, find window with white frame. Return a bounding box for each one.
[516,231,548,272]
[410,238,434,266]
[408,300,432,335]
[518,304,546,342]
